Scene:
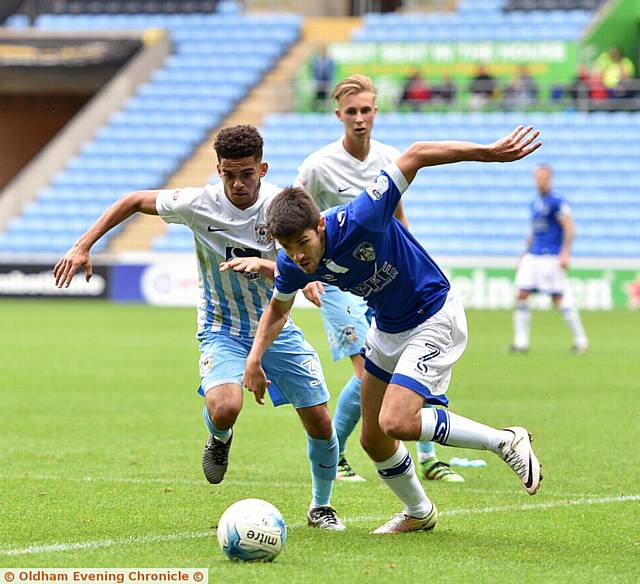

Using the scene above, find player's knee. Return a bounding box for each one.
[378,408,410,440]
[299,405,333,439]
[207,401,240,428]
[308,416,333,440]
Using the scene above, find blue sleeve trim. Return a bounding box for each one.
[363,357,393,384]
[390,373,449,407]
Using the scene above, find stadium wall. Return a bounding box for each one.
[582,0,640,65]
[0,29,171,231]
[2,255,638,310]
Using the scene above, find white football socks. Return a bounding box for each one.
[374,442,433,518]
[420,408,511,453]
[513,300,531,349]
[560,306,588,348]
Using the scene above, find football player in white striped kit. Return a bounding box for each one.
[295,74,463,483]
[53,125,345,531]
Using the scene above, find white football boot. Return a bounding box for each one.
[373,503,438,534]
[498,426,542,495]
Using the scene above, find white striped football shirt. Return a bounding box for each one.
[156,180,282,338]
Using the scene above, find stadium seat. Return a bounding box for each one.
[256,111,640,259]
[0,11,301,255]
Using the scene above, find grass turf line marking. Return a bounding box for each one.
[0,531,212,557]
[1,495,638,557]
[3,474,303,489]
[1,475,605,499]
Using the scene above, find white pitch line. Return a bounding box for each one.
[439,494,640,517]
[0,475,604,500]
[0,531,212,557]
[1,495,638,557]
[3,474,303,489]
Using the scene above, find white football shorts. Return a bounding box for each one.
[515,252,567,296]
[362,293,468,406]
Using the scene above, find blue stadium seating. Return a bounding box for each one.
[157,111,639,259]
[1,12,301,255]
[352,0,595,42]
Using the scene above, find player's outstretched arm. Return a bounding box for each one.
[53,190,159,288]
[243,296,295,404]
[396,125,541,184]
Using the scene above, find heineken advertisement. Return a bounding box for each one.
[445,267,640,311]
[329,41,578,81]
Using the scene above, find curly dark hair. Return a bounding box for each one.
[213,125,263,161]
[267,187,321,240]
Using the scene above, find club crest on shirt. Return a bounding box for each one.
[255,223,270,244]
[353,242,376,262]
[366,175,389,201]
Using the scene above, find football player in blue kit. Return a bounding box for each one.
[512,164,588,354]
[296,74,461,483]
[244,125,543,533]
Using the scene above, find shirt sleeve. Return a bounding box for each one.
[156,187,201,227]
[348,162,409,233]
[557,200,572,218]
[295,159,323,204]
[295,159,315,191]
[273,249,310,300]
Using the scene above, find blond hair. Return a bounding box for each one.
[331,74,377,104]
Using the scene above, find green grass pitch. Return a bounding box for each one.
[1,300,638,582]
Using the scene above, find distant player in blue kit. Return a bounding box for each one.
[244,125,543,533]
[53,125,344,531]
[511,164,588,354]
[296,74,460,483]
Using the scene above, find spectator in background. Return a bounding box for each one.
[468,65,497,110]
[595,46,635,100]
[432,74,457,106]
[569,66,609,111]
[502,65,538,111]
[312,45,336,111]
[399,71,432,111]
[566,65,591,110]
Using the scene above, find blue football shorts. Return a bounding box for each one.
[197,322,329,409]
[319,284,372,361]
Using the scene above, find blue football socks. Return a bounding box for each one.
[307,429,338,508]
[334,375,362,455]
[202,405,232,444]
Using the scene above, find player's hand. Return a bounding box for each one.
[559,249,570,270]
[53,246,93,288]
[302,281,325,307]
[220,257,263,275]
[243,360,270,405]
[488,125,541,162]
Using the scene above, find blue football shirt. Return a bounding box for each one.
[529,191,571,255]
[273,163,450,334]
